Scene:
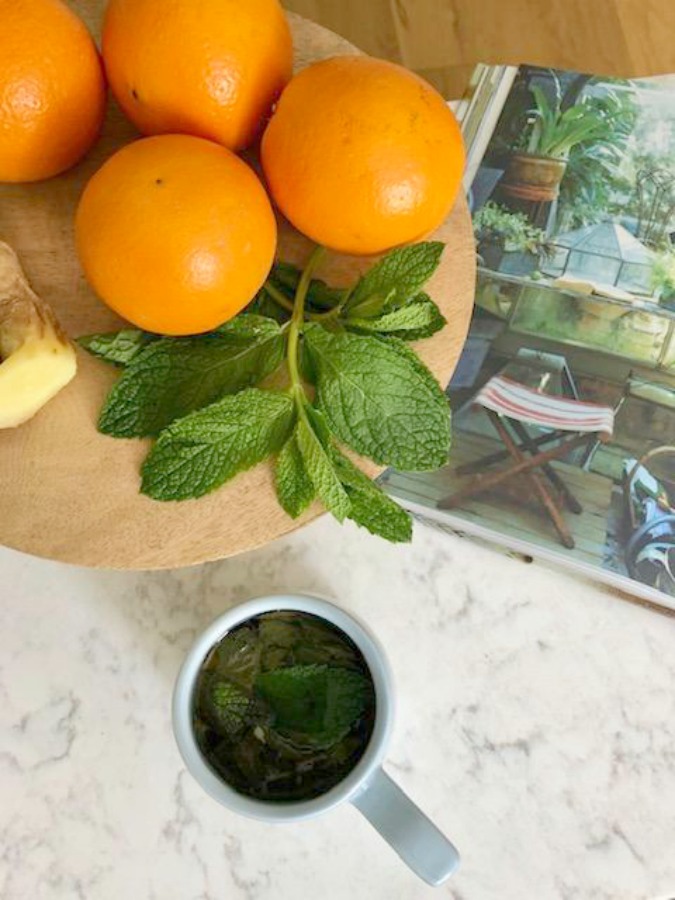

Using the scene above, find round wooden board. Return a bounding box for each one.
[0,8,475,569]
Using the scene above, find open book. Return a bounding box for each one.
[381,65,675,611]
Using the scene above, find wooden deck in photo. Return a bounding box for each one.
[383,430,614,568]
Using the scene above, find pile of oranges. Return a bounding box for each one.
[0,0,465,336]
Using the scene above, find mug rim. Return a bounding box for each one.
[172,593,394,822]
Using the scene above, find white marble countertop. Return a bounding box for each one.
[2,516,674,900]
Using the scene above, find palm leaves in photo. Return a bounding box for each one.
[526,79,627,159]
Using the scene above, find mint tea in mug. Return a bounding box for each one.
[192,610,377,802]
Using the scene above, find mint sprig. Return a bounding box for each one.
[80,240,452,543]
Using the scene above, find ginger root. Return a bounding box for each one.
[0,242,76,428]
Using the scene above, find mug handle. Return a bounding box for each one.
[351,767,460,886]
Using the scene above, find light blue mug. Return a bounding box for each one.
[172,593,460,886]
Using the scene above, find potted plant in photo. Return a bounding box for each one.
[502,80,625,202]
[474,202,550,276]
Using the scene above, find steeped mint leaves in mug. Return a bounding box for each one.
[192,611,376,802]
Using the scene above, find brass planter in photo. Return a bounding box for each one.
[501,153,568,201]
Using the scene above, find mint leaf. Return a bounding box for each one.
[201,677,251,737]
[210,625,260,690]
[98,315,285,437]
[275,427,316,518]
[304,324,450,470]
[345,293,446,341]
[259,612,361,670]
[329,447,412,543]
[212,315,281,341]
[377,333,454,399]
[141,388,294,500]
[304,404,333,444]
[78,329,159,367]
[298,404,411,539]
[295,415,350,522]
[345,242,444,316]
[303,407,410,540]
[255,664,370,746]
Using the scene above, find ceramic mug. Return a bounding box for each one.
[172,593,460,886]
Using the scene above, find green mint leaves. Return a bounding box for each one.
[329,446,413,543]
[96,315,285,437]
[201,676,251,737]
[255,663,370,746]
[141,388,294,500]
[274,427,316,519]
[295,416,351,522]
[345,292,446,341]
[77,328,158,366]
[273,405,413,543]
[304,324,450,470]
[80,241,451,544]
[345,241,444,317]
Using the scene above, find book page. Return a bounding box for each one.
[383,65,675,610]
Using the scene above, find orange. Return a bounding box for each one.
[102,0,293,152]
[75,134,277,336]
[0,0,106,183]
[261,56,465,256]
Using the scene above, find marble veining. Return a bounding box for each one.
[1,515,675,899]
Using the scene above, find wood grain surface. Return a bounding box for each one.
[0,7,475,569]
[285,0,675,98]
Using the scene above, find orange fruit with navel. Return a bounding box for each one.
[102,0,293,152]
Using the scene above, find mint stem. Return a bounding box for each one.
[309,305,342,322]
[263,280,295,314]
[265,265,340,322]
[287,245,326,402]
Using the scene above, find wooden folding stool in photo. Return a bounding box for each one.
[439,376,615,549]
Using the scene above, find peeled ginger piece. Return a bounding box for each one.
[0,242,76,428]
